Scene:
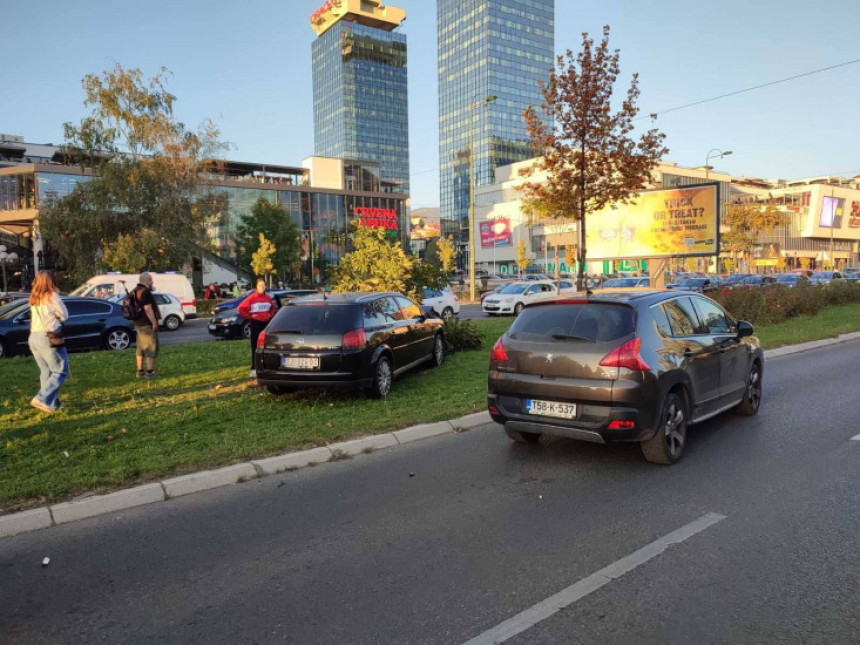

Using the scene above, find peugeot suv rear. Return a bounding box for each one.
[488,291,764,464]
[256,292,445,398]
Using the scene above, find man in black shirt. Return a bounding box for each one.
[133,271,161,378]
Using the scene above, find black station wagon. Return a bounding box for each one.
[488,290,764,464]
[255,292,445,398]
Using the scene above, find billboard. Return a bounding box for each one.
[410,214,441,240]
[480,218,513,248]
[585,184,719,260]
[819,196,844,228]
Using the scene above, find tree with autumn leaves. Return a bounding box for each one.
[721,200,789,269]
[520,26,668,288]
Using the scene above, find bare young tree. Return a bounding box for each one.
[520,26,668,288]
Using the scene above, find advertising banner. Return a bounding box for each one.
[410,214,441,240]
[480,219,513,248]
[585,184,719,260]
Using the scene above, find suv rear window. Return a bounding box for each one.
[509,303,635,343]
[268,304,361,334]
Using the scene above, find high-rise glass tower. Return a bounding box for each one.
[311,0,409,193]
[438,0,554,228]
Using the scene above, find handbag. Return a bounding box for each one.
[36,304,65,347]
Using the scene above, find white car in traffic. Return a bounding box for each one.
[482,280,575,316]
[422,287,460,320]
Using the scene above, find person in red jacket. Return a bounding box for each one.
[237,278,275,379]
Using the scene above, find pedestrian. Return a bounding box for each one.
[232,282,241,298]
[28,270,69,413]
[237,277,275,380]
[204,283,212,299]
[132,271,161,378]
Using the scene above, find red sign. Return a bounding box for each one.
[480,219,512,248]
[311,0,340,24]
[849,201,860,229]
[354,207,399,231]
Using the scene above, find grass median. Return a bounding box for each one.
[0,318,512,511]
[3,302,860,511]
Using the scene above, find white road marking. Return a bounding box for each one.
[461,512,726,645]
[851,433,860,441]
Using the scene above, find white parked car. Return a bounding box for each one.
[482,280,575,316]
[422,287,460,320]
[109,292,186,330]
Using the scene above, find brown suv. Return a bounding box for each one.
[487,291,764,464]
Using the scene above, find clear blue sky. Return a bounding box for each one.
[3,0,859,209]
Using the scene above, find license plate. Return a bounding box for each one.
[526,399,576,419]
[282,356,319,369]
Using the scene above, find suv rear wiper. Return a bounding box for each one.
[551,334,595,342]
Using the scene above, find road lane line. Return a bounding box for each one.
[461,512,726,645]
[851,433,860,441]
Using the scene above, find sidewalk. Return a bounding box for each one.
[3,330,860,540]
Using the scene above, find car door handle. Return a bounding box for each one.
[683,348,694,358]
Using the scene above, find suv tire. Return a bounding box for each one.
[734,362,762,416]
[641,392,687,465]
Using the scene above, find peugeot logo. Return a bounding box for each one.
[297,338,305,345]
[546,353,554,364]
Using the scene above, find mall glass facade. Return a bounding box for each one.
[438,0,554,228]
[312,22,410,193]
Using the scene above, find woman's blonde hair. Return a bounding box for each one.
[29,270,59,306]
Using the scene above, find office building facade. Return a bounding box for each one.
[437,0,554,236]
[311,0,410,194]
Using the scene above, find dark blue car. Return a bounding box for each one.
[0,297,135,359]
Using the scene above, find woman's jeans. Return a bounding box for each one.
[28,333,69,410]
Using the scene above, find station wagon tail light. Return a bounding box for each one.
[490,337,508,362]
[256,330,267,348]
[342,328,367,350]
[599,338,650,371]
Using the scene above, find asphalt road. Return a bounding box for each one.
[160,304,491,347]
[2,342,858,644]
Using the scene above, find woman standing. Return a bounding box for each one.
[237,278,275,379]
[28,270,69,413]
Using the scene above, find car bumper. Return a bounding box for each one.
[257,372,371,390]
[483,304,513,314]
[208,321,242,338]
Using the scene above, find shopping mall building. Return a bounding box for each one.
[471,157,860,276]
[0,134,408,289]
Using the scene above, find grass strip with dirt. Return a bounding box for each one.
[3,302,860,511]
[0,318,512,511]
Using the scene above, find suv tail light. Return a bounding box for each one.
[256,330,267,348]
[490,337,508,362]
[343,328,367,350]
[599,337,650,371]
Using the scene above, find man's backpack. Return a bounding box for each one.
[121,288,143,321]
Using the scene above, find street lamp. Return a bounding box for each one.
[704,149,732,180]
[0,245,19,293]
[468,94,497,301]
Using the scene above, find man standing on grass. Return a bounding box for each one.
[238,277,275,380]
[133,271,161,378]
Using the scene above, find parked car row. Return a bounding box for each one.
[483,280,577,316]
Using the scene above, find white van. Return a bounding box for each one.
[70,272,197,316]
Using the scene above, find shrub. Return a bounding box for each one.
[711,281,860,326]
[442,318,483,351]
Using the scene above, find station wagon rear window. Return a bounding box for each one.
[269,304,361,334]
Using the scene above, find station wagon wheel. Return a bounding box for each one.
[0,338,7,359]
[641,392,687,465]
[369,356,393,399]
[441,306,454,321]
[241,321,252,339]
[514,302,524,316]
[105,328,131,351]
[734,361,762,416]
[431,334,445,367]
[163,314,182,331]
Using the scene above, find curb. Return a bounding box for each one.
[0,410,491,540]
[4,331,859,540]
[762,331,860,360]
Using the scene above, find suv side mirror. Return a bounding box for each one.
[737,321,754,338]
